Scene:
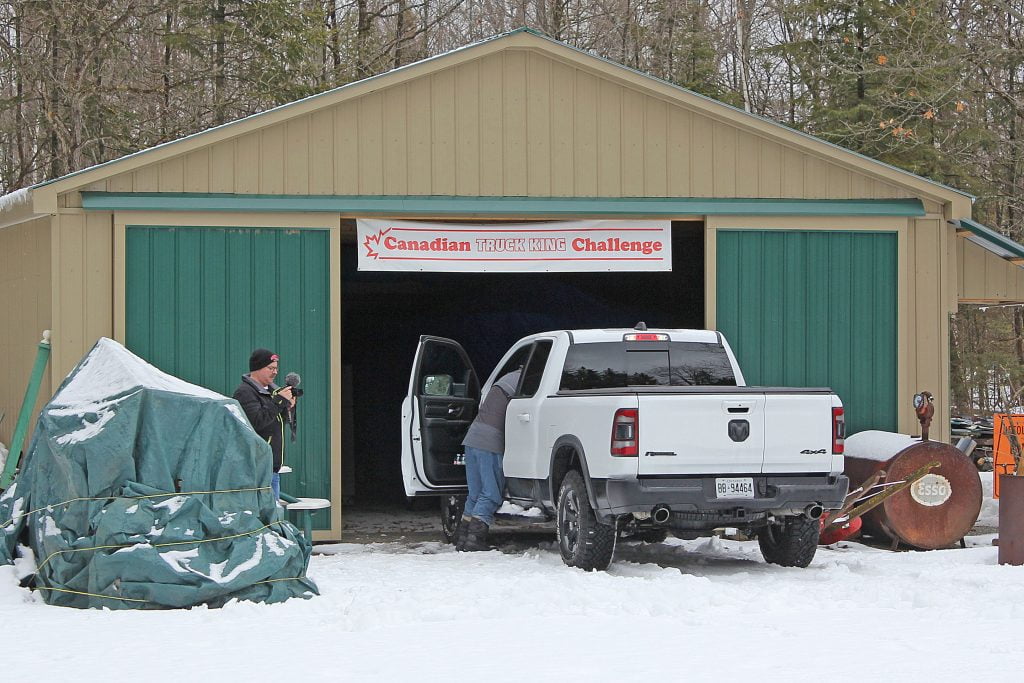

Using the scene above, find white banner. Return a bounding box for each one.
[357,219,672,272]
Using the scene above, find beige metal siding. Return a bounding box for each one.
[98,50,918,202]
[904,217,954,440]
[50,211,114,381]
[957,238,1024,303]
[0,216,52,446]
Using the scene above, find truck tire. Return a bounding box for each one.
[440,495,466,544]
[556,469,615,570]
[758,515,820,568]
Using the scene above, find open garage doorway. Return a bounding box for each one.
[341,221,705,504]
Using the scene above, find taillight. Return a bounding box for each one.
[622,332,669,341]
[611,408,638,456]
[832,407,845,454]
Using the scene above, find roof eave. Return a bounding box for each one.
[951,218,1024,265]
[0,187,43,230]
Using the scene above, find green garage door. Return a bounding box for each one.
[126,226,331,526]
[717,230,897,436]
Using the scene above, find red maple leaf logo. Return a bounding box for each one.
[363,228,391,259]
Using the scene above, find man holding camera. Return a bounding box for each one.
[234,348,296,501]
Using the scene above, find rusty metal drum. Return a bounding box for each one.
[844,431,982,550]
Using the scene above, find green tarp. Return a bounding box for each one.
[0,338,318,608]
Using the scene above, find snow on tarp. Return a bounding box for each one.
[0,338,318,609]
[845,430,921,462]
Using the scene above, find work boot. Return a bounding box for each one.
[461,517,490,552]
[454,515,472,550]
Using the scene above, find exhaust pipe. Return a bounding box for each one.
[804,503,824,520]
[652,505,672,524]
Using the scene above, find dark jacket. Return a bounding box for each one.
[462,369,521,455]
[234,374,290,472]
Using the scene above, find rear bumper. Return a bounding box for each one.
[592,474,849,527]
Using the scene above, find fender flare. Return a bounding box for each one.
[548,435,599,507]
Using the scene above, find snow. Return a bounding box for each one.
[0,187,30,213]
[2,471,1022,680]
[845,429,921,462]
[152,495,189,515]
[51,337,226,411]
[53,405,117,445]
[159,548,199,574]
[0,441,8,473]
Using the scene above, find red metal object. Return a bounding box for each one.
[819,516,862,545]
[999,474,1024,565]
[844,439,981,550]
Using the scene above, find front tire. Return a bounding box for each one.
[758,515,820,568]
[556,470,615,570]
[440,495,466,544]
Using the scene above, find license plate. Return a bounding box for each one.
[715,477,754,499]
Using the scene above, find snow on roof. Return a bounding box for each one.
[51,337,226,412]
[0,187,29,213]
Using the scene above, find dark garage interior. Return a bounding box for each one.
[341,221,706,504]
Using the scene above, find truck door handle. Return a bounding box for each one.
[517,413,531,422]
[447,405,462,417]
[723,401,754,414]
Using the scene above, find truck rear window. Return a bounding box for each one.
[559,342,737,389]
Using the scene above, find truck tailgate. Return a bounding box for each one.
[637,394,766,475]
[636,389,837,476]
[763,393,836,473]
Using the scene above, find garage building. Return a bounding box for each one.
[2,29,1023,540]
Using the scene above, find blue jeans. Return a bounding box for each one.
[464,446,504,526]
[271,472,281,501]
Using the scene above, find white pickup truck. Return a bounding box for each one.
[401,324,849,570]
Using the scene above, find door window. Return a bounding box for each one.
[494,343,533,390]
[519,340,553,397]
[418,342,478,399]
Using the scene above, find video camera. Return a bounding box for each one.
[284,372,304,398]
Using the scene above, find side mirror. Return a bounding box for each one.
[422,374,453,396]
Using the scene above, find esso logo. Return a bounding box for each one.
[911,474,952,507]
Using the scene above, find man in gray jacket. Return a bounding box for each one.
[458,367,522,551]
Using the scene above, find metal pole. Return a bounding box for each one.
[0,330,52,490]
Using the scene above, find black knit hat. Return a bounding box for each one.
[249,348,278,372]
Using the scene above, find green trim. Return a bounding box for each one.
[82,192,926,217]
[951,218,1024,260]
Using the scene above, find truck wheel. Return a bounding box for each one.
[556,470,615,570]
[440,495,466,544]
[758,515,820,568]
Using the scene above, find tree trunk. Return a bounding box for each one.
[213,0,227,126]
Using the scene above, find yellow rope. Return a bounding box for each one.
[4,486,311,606]
[35,520,289,574]
[34,575,309,604]
[0,486,271,530]
[33,586,149,604]
[30,520,309,605]
[254,576,308,586]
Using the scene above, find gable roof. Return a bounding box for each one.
[2,27,975,219]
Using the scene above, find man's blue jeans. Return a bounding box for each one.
[464,446,504,526]
[271,472,281,502]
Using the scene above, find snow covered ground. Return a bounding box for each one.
[2,472,1022,682]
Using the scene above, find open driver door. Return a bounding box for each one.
[400,335,479,496]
